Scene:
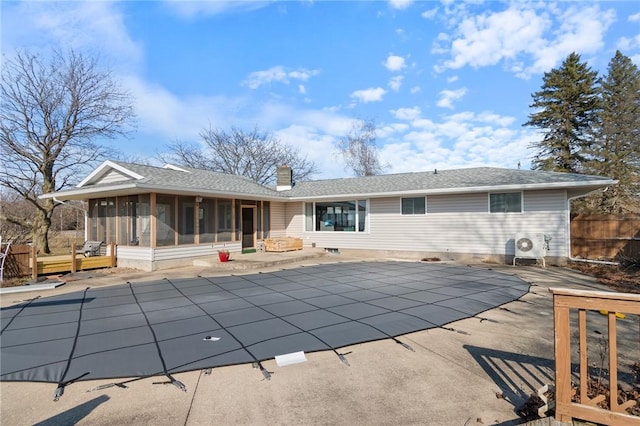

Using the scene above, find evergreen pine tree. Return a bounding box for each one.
[583,51,640,213]
[524,52,600,173]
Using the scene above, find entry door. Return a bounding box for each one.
[241,207,255,249]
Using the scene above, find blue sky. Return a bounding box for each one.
[2,1,639,179]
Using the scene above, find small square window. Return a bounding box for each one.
[401,197,425,215]
[489,193,522,213]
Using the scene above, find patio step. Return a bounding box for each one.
[192,249,327,270]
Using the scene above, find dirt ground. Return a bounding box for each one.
[566,261,640,294]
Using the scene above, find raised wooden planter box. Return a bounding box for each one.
[264,237,303,252]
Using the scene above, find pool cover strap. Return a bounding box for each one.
[127,282,186,393]
[54,288,91,401]
[0,296,40,335]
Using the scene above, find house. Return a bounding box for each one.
[41,160,617,271]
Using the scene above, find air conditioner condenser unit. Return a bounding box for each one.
[513,233,549,267]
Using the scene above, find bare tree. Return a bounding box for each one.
[0,188,34,244]
[0,50,135,253]
[161,126,318,185]
[337,118,388,176]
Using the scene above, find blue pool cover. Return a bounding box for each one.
[0,262,529,396]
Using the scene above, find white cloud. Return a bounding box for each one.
[388,76,404,92]
[525,6,615,77]
[2,2,142,69]
[242,66,320,89]
[379,110,535,173]
[442,6,549,70]
[162,1,270,19]
[123,76,245,143]
[421,8,438,19]
[389,0,413,11]
[447,75,459,83]
[629,12,640,22]
[350,87,387,103]
[384,55,407,71]
[409,86,422,94]
[435,4,616,78]
[298,85,307,95]
[275,124,346,178]
[436,88,467,109]
[390,107,422,121]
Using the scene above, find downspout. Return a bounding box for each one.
[566,189,619,266]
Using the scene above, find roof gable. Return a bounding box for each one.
[77,160,145,187]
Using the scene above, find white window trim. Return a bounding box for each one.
[303,200,369,233]
[400,196,426,215]
[488,191,523,214]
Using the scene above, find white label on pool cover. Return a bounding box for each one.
[275,351,307,367]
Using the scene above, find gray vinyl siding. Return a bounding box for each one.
[269,201,287,238]
[427,193,486,213]
[285,190,569,257]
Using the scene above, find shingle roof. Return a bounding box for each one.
[283,167,614,198]
[48,161,615,201]
[103,161,281,198]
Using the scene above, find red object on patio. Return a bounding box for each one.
[218,251,230,262]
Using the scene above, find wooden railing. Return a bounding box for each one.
[550,288,640,425]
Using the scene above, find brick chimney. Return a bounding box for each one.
[276,164,292,191]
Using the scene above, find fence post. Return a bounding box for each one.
[71,244,76,273]
[31,246,37,279]
[553,295,572,424]
[110,242,116,267]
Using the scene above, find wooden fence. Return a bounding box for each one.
[1,243,116,280]
[2,244,32,279]
[571,214,640,260]
[550,288,640,425]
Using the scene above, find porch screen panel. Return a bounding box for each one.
[156,195,176,246]
[178,197,195,245]
[88,200,99,241]
[234,199,241,241]
[138,194,151,247]
[217,199,232,242]
[199,198,215,243]
[118,196,138,246]
[88,198,115,243]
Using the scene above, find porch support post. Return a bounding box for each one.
[150,193,157,248]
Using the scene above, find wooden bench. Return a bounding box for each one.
[76,241,103,257]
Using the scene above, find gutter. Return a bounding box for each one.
[566,188,619,266]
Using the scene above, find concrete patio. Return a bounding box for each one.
[1,252,637,426]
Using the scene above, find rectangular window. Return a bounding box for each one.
[306,200,367,232]
[489,192,522,213]
[358,200,367,232]
[304,203,314,232]
[401,197,425,215]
